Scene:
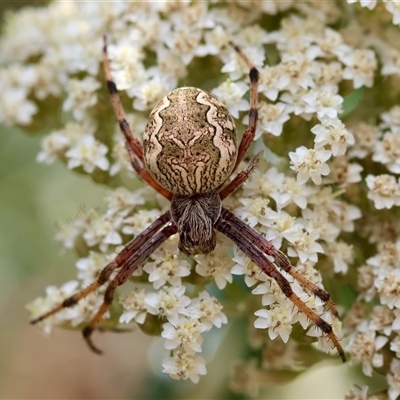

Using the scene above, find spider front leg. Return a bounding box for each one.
[83,222,178,354]
[215,210,346,362]
[229,42,259,172]
[102,35,172,200]
[30,211,172,324]
[219,156,258,200]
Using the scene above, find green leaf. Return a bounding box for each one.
[340,86,365,117]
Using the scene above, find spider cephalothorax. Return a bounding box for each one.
[171,191,221,255]
[31,36,346,363]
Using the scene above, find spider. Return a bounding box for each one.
[31,36,346,363]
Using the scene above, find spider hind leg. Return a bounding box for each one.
[81,222,178,354]
[30,212,175,354]
[219,208,340,318]
[216,208,346,362]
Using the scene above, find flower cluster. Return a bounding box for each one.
[2,0,400,397]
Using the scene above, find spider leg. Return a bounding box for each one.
[215,210,346,362]
[219,155,258,200]
[82,222,178,354]
[229,42,259,172]
[220,208,339,318]
[102,35,172,200]
[30,211,172,325]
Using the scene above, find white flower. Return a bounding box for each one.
[36,129,70,164]
[280,90,312,120]
[262,210,296,249]
[195,25,228,57]
[385,0,400,26]
[27,281,80,334]
[366,174,400,210]
[195,239,235,290]
[0,85,38,126]
[143,250,191,289]
[284,224,324,263]
[113,62,147,93]
[162,350,207,383]
[106,40,144,71]
[324,241,354,274]
[279,54,316,93]
[388,358,400,400]
[132,75,171,111]
[327,157,363,186]
[390,332,400,358]
[252,275,301,307]
[37,122,94,166]
[329,201,362,233]
[145,286,191,324]
[345,385,370,400]
[162,317,207,353]
[307,312,343,355]
[222,46,265,80]
[105,187,146,217]
[163,25,202,65]
[242,167,285,199]
[119,288,148,324]
[230,360,261,398]
[347,0,377,10]
[254,300,296,343]
[254,101,290,138]
[75,251,113,285]
[235,197,276,228]
[347,329,387,376]
[340,48,377,88]
[231,247,268,287]
[54,217,87,250]
[186,291,227,330]
[300,208,340,243]
[259,64,290,101]
[379,105,400,133]
[375,268,400,309]
[367,242,400,269]
[67,292,106,328]
[370,305,395,336]
[381,47,400,77]
[65,135,110,173]
[63,76,100,120]
[82,211,123,252]
[270,176,316,209]
[211,80,249,118]
[373,132,400,173]
[289,146,331,185]
[302,86,343,119]
[312,116,354,156]
[348,121,380,159]
[122,209,161,236]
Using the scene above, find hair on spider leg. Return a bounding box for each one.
[30,37,346,364]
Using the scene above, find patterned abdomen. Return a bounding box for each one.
[143,87,237,195]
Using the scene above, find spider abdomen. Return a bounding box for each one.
[143,87,237,196]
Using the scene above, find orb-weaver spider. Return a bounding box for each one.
[31,36,346,363]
